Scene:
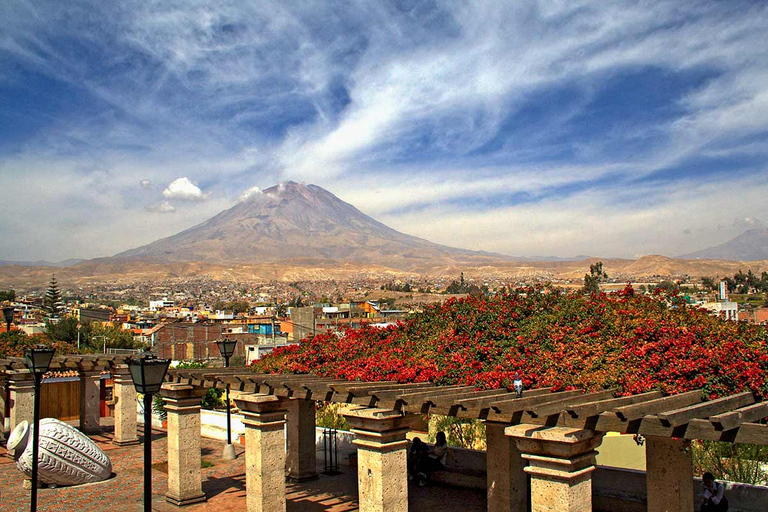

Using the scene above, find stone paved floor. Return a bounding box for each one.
[1,424,486,511]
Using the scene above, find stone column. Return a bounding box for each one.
[7,371,34,432]
[235,394,288,512]
[0,378,7,440]
[486,421,528,512]
[344,408,421,512]
[79,370,102,433]
[645,437,694,512]
[506,424,604,512]
[112,364,139,446]
[285,398,318,482]
[162,384,207,506]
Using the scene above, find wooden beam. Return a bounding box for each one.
[710,402,768,431]
[566,391,663,418]
[490,389,585,414]
[527,389,616,417]
[373,384,471,399]
[657,392,755,427]
[346,382,434,396]
[614,390,703,421]
[454,387,552,410]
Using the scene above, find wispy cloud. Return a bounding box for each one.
[1,1,767,260]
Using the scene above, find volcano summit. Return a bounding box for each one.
[116,181,501,270]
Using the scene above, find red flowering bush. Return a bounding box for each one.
[254,285,768,399]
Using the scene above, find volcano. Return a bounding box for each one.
[115,181,503,270]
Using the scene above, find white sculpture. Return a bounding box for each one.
[6,418,113,486]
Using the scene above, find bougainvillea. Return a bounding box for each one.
[254,285,768,399]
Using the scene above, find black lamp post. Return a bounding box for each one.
[2,305,14,333]
[215,337,238,460]
[24,344,55,512]
[128,351,171,512]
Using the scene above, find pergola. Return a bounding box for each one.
[1,355,766,511]
[162,367,768,512]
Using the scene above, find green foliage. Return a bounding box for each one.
[315,402,349,430]
[44,275,63,319]
[213,300,250,314]
[0,289,15,301]
[445,272,487,296]
[45,316,141,352]
[152,393,167,420]
[428,415,486,449]
[692,440,768,485]
[175,361,226,409]
[583,262,608,294]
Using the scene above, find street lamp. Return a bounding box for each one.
[24,344,55,512]
[3,305,14,333]
[215,337,238,460]
[128,351,171,512]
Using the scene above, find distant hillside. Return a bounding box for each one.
[682,228,768,261]
[0,259,83,267]
[115,181,506,271]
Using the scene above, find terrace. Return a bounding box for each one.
[1,354,767,511]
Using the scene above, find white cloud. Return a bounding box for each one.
[238,185,262,202]
[145,201,176,214]
[162,177,206,201]
[140,179,152,188]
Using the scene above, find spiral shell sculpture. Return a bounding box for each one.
[6,418,112,486]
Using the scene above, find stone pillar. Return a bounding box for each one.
[235,394,288,512]
[162,384,207,506]
[506,424,604,512]
[7,371,34,432]
[486,421,528,512]
[112,364,139,446]
[0,378,7,440]
[646,437,694,512]
[79,371,102,433]
[344,408,421,512]
[285,398,318,482]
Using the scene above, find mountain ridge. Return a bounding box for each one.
[115,181,508,270]
[681,228,768,261]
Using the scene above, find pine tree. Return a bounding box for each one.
[44,274,63,319]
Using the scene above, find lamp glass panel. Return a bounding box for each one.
[217,339,237,358]
[24,347,55,374]
[142,360,171,394]
[128,361,145,393]
[2,307,13,324]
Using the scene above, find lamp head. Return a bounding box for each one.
[215,337,238,360]
[127,351,171,395]
[24,344,56,375]
[2,306,14,326]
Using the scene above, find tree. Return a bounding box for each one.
[583,262,608,294]
[701,277,717,292]
[0,289,15,302]
[44,275,63,319]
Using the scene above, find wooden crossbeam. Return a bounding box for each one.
[614,390,703,421]
[567,391,663,418]
[527,389,616,418]
[710,402,768,431]
[490,389,584,414]
[329,381,398,393]
[346,382,434,396]
[431,388,512,407]
[452,387,552,410]
[373,384,471,399]
[657,392,756,427]
[376,386,476,409]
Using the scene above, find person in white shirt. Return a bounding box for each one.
[700,472,728,511]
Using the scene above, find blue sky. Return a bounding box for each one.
[1,0,768,261]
